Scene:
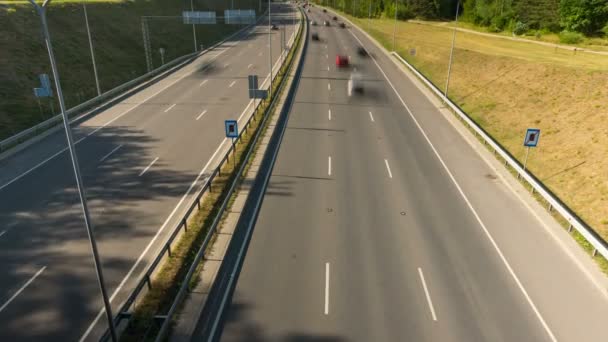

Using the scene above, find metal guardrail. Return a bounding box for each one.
[0,12,268,155]
[390,51,608,261]
[99,10,303,342]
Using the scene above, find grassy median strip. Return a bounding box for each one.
[120,18,303,342]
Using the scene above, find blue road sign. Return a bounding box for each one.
[524,128,540,147]
[225,120,238,138]
[33,74,52,98]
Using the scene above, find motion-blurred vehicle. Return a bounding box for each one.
[323,8,327,12]
[339,22,346,28]
[348,72,364,95]
[357,46,368,56]
[311,20,317,25]
[335,55,349,67]
[312,33,320,41]
[271,24,278,30]
[324,20,330,26]
[332,16,337,20]
[307,9,311,12]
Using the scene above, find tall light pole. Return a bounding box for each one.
[444,0,460,99]
[82,1,101,97]
[392,0,398,51]
[190,0,198,52]
[268,0,273,98]
[26,1,117,341]
[368,0,372,27]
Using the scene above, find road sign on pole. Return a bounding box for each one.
[248,75,268,99]
[522,128,541,173]
[225,120,238,138]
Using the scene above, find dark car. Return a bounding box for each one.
[324,20,330,26]
[339,22,346,28]
[271,24,278,30]
[357,46,368,56]
[323,9,327,12]
[312,33,320,41]
[332,16,337,20]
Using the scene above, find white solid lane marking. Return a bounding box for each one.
[325,262,330,315]
[99,144,123,163]
[139,157,159,177]
[0,266,46,313]
[384,159,393,178]
[328,156,332,176]
[328,109,332,121]
[327,66,330,71]
[196,110,208,121]
[418,267,438,321]
[328,83,331,91]
[0,230,5,238]
[348,29,557,342]
[229,81,236,88]
[164,104,176,113]
[199,79,208,87]
[81,26,286,340]
[247,63,253,69]
[326,54,328,59]
[369,111,375,122]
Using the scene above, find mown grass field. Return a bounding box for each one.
[343,15,608,245]
[0,0,263,140]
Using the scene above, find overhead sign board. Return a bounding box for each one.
[523,128,540,147]
[225,120,238,138]
[225,9,256,24]
[183,11,216,24]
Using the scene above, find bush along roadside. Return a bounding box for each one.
[117,15,304,342]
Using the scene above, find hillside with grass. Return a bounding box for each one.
[0,0,264,140]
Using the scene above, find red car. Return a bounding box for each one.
[335,55,349,67]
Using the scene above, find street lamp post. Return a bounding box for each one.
[268,0,273,98]
[392,0,397,51]
[26,1,117,341]
[190,0,198,52]
[82,1,101,97]
[444,0,461,98]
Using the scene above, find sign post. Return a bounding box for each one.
[522,128,541,173]
[225,120,239,167]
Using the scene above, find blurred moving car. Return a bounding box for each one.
[312,33,320,41]
[271,24,278,30]
[332,16,337,20]
[335,55,349,67]
[311,20,317,25]
[357,46,368,56]
[339,22,346,28]
[323,8,327,12]
[348,72,364,96]
[324,20,330,26]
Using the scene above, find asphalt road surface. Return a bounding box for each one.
[0,3,298,341]
[215,7,608,342]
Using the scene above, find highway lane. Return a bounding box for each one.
[215,7,608,342]
[0,4,299,341]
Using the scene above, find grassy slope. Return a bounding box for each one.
[0,0,263,140]
[346,16,608,243]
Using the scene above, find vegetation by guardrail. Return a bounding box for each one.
[101,10,304,342]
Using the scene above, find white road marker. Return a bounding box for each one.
[139,157,159,177]
[328,156,332,176]
[327,66,330,71]
[348,29,557,342]
[247,63,253,69]
[328,109,332,121]
[369,111,375,122]
[326,54,328,59]
[196,110,208,121]
[0,230,6,238]
[199,79,208,87]
[384,159,393,178]
[99,144,123,163]
[0,266,46,313]
[328,83,331,91]
[418,267,437,321]
[229,80,236,88]
[324,262,330,315]
[164,104,176,113]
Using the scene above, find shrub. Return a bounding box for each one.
[603,24,608,37]
[559,30,584,44]
[513,21,529,35]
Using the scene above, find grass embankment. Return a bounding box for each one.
[120,16,303,342]
[0,0,263,140]
[332,12,608,268]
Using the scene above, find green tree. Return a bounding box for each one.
[560,0,608,35]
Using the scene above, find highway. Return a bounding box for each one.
[0,3,298,341]
[213,7,608,342]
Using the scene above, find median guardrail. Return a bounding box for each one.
[99,9,303,342]
[391,51,608,262]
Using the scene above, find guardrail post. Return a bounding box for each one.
[167,244,172,257]
[592,248,598,257]
[146,274,152,290]
[568,224,573,232]
[548,203,553,212]
[182,218,188,232]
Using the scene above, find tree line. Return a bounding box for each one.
[317,0,608,37]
